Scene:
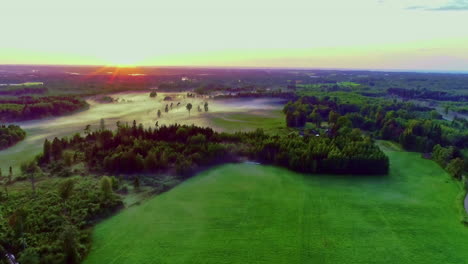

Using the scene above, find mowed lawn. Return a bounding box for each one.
[84,150,468,264]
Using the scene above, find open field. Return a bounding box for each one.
[84,148,468,264]
[0,92,285,173]
[207,109,286,133]
[0,82,44,86]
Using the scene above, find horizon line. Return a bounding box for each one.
[1,63,467,75]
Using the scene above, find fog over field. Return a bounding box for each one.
[0,92,284,173]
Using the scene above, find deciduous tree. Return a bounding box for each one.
[186,103,193,116]
[100,176,113,199]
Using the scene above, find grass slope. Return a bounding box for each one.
[84,150,468,264]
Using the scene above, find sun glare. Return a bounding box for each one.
[116,63,137,68]
[110,62,137,68]
[104,56,140,68]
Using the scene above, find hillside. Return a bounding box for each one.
[84,150,468,264]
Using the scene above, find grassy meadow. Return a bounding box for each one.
[84,147,468,264]
[207,109,286,133]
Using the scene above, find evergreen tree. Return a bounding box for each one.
[20,161,41,195]
[0,168,6,198]
[328,111,339,124]
[43,138,51,163]
[61,225,80,264]
[58,179,75,200]
[100,118,105,131]
[133,175,140,191]
[9,166,13,183]
[51,137,63,160]
[84,124,91,135]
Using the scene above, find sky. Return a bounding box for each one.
[1,0,468,71]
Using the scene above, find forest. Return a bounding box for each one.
[0,86,48,96]
[0,176,123,264]
[387,88,468,102]
[37,122,389,177]
[0,125,26,150]
[283,96,467,177]
[0,96,88,122]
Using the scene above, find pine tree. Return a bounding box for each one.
[51,137,63,160]
[0,168,6,198]
[133,175,140,191]
[8,166,12,183]
[43,139,51,163]
[100,118,105,131]
[328,111,339,124]
[21,161,41,195]
[58,179,75,200]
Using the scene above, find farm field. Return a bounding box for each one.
[84,148,468,264]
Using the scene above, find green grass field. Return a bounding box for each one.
[207,109,286,133]
[84,148,468,264]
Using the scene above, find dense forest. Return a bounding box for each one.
[387,88,468,102]
[0,86,48,96]
[0,177,123,264]
[0,96,88,122]
[37,123,389,176]
[283,96,467,177]
[0,125,26,150]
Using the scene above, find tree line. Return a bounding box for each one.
[0,124,26,150]
[37,122,389,177]
[0,96,88,122]
[388,87,468,102]
[0,86,48,96]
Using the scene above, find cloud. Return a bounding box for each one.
[406,0,468,11]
